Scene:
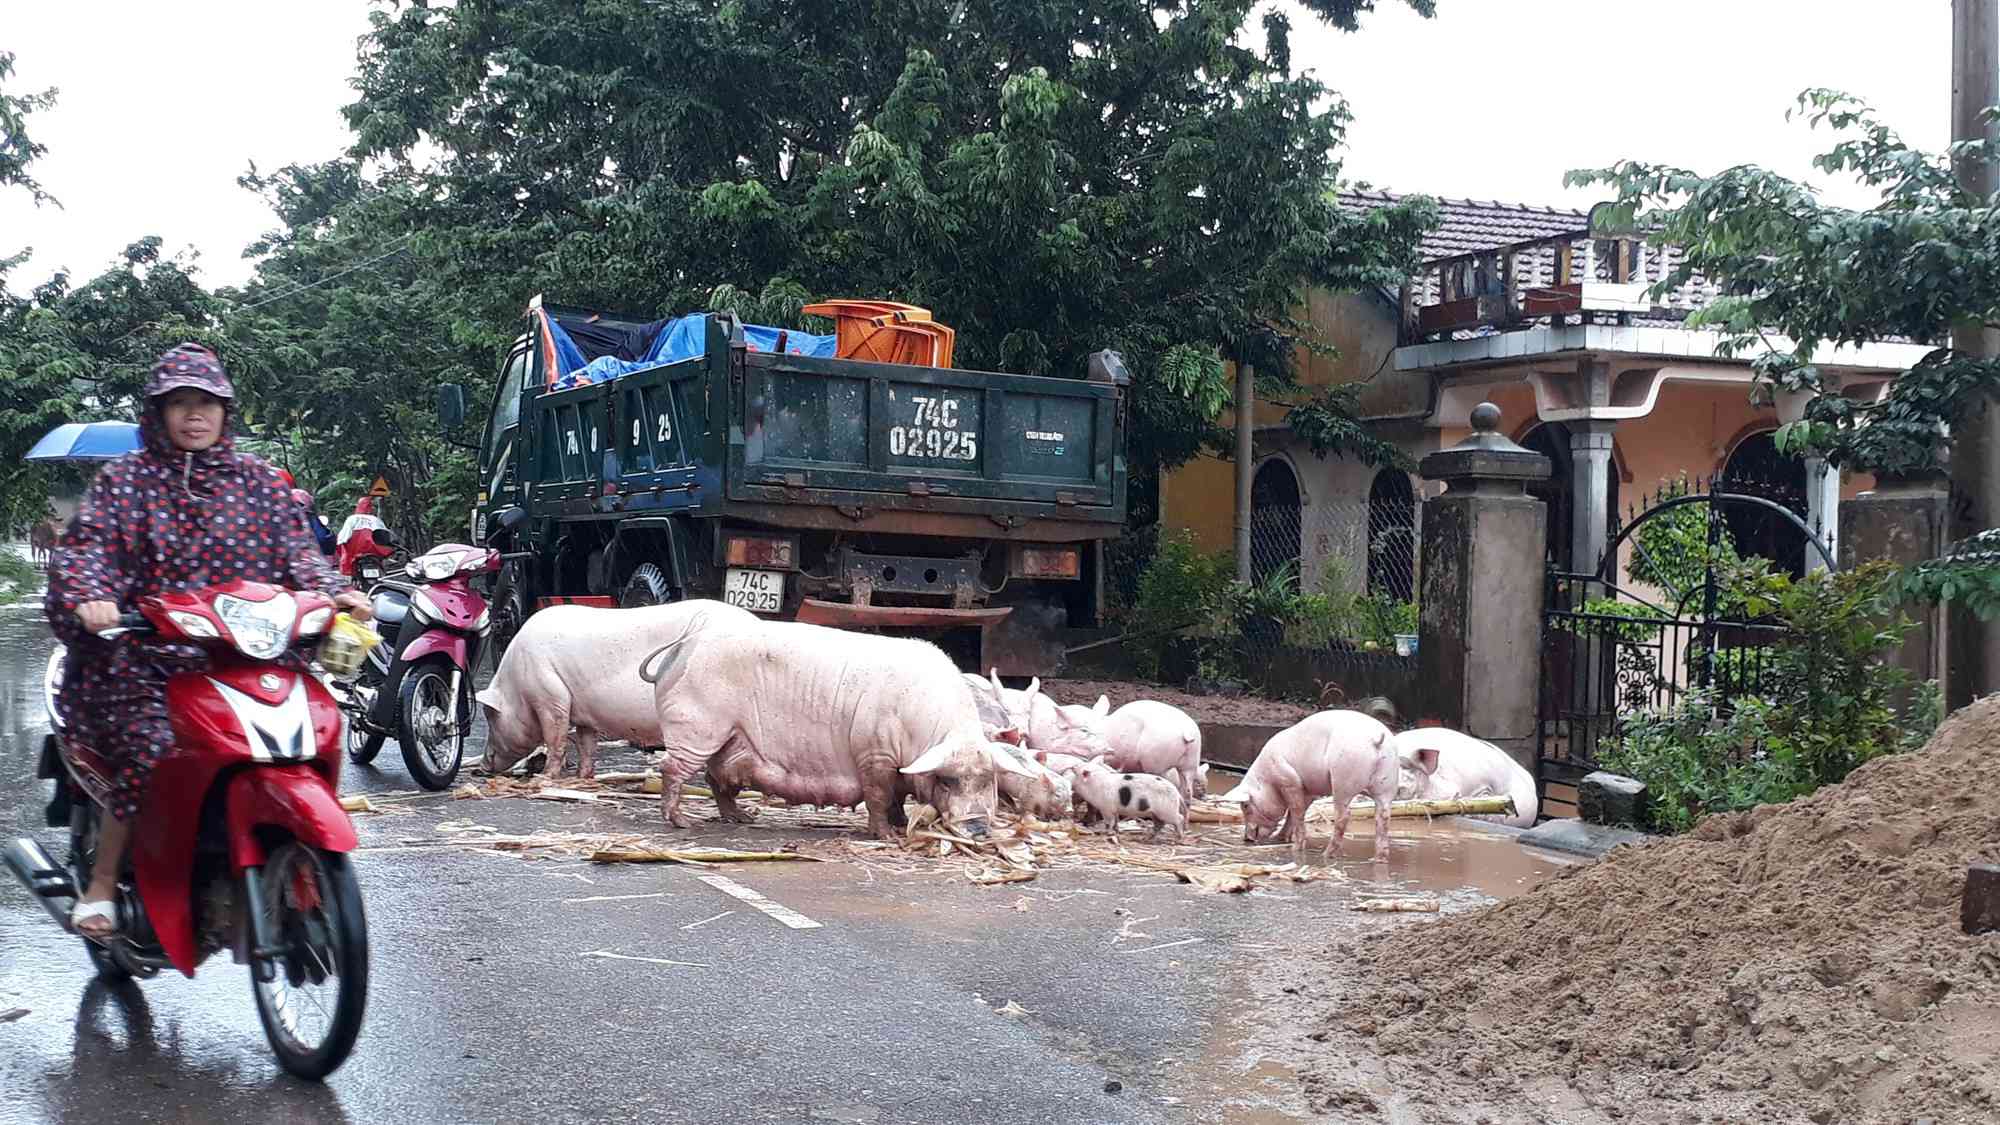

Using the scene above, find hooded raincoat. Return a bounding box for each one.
[45,351,348,822]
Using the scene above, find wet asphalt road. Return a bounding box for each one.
[0,595,1566,1125]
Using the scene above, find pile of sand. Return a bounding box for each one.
[1290,696,2000,1124]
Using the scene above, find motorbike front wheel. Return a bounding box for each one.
[397,658,465,791]
[249,842,368,1080]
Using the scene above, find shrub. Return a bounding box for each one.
[0,550,37,606]
[1601,559,1940,832]
[1128,530,1235,680]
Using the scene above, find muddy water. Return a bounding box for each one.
[1185,818,1572,1123]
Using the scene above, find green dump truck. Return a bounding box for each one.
[442,297,1130,674]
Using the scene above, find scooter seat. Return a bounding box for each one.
[371,587,411,628]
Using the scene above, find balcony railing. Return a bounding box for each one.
[1399,231,1696,345]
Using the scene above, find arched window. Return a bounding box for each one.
[1719,430,1808,579]
[1250,458,1302,585]
[1367,469,1416,602]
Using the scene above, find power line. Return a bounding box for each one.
[231,233,418,315]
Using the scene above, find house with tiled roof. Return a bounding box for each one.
[1160,189,1933,599]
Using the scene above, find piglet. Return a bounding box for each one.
[1070,760,1186,842]
[1219,709,1396,862]
[1100,698,1205,800]
[993,740,1073,820]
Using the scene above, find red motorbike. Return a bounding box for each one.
[4,581,369,1080]
[337,542,498,789]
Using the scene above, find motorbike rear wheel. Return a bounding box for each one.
[343,664,386,765]
[397,657,465,791]
[249,843,368,1081]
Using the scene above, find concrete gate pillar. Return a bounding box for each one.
[1841,476,1951,687]
[1416,403,1553,768]
[1568,420,1617,578]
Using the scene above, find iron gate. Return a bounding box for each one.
[1534,488,1833,816]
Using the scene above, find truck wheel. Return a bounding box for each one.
[620,563,676,608]
[490,562,527,661]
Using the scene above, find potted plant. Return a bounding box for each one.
[1232,563,1304,654]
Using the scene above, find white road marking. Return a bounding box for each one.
[682,910,735,930]
[564,892,671,905]
[697,874,822,930]
[581,950,708,968]
[1125,938,1203,955]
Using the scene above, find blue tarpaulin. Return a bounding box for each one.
[547,314,835,390]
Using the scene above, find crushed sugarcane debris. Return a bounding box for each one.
[588,846,818,866]
[1187,794,1516,824]
[339,795,376,813]
[1350,896,1441,913]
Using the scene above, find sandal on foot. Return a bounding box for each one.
[70,898,118,940]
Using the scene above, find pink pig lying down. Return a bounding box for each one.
[476,600,757,778]
[1218,709,1398,862]
[1390,727,1540,828]
[640,618,1034,840]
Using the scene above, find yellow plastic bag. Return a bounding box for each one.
[317,613,382,679]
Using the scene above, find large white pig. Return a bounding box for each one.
[1218,709,1397,862]
[641,620,1034,839]
[477,600,757,778]
[1390,727,1539,828]
[1016,680,1114,759]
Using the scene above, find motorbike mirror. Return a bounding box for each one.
[486,505,528,543]
[438,383,467,430]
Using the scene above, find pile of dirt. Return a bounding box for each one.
[1039,678,1313,727]
[1289,696,2000,1124]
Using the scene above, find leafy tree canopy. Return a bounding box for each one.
[1570,90,2000,479]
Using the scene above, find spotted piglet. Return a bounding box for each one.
[1070,760,1186,842]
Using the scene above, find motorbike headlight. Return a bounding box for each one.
[213,592,298,660]
[166,611,220,639]
[410,588,441,624]
[420,554,458,581]
[299,607,334,635]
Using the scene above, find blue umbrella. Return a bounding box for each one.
[24,421,141,461]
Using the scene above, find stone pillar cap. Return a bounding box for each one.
[1420,402,1553,485]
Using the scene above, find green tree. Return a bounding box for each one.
[0,49,57,206]
[219,160,486,546]
[337,0,1439,479]
[0,239,219,532]
[1570,91,2000,479]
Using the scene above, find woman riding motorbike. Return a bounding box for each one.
[43,344,372,938]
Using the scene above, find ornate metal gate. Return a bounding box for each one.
[1534,487,1833,816]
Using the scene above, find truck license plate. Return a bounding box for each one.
[723,568,785,613]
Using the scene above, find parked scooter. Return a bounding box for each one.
[337,541,499,789]
[4,581,373,1080]
[335,498,403,588]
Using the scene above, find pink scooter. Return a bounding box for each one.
[336,543,498,789]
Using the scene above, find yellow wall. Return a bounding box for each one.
[1159,452,1238,555]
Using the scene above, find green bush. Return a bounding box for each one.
[1129,530,1236,680]
[0,550,38,606]
[1601,559,1940,832]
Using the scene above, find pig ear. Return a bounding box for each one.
[900,742,957,776]
[1213,787,1250,804]
[988,744,1036,778]
[1025,676,1041,699]
[474,686,505,718]
[1093,695,1110,717]
[988,668,1004,694]
[1416,748,1441,776]
[992,726,1025,746]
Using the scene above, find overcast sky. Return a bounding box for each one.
[0,1,1961,296]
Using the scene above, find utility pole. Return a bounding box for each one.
[1950,0,1999,707]
[1234,361,1256,580]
